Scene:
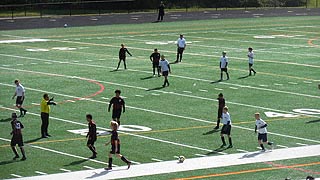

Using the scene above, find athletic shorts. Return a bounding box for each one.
[16,96,24,106]
[11,134,24,147]
[112,109,122,119]
[220,68,228,72]
[153,62,160,68]
[249,63,253,67]
[177,47,184,54]
[258,133,268,142]
[110,144,120,154]
[221,125,231,135]
[217,108,223,119]
[87,137,96,146]
[162,71,169,76]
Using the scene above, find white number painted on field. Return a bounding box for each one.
[264,111,299,118]
[118,125,152,132]
[292,109,320,115]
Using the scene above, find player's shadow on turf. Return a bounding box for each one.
[0,160,17,165]
[239,151,263,159]
[146,86,164,91]
[202,129,220,135]
[206,147,228,155]
[86,168,127,179]
[238,75,250,79]
[140,76,154,80]
[65,159,88,166]
[306,119,320,124]
[210,80,222,84]
[0,118,11,122]
[24,137,42,143]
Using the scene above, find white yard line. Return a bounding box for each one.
[35,171,47,175]
[296,143,308,146]
[199,89,208,92]
[194,154,207,157]
[83,166,95,170]
[236,149,249,153]
[59,169,71,172]
[12,145,320,180]
[151,158,164,162]
[276,145,289,148]
[11,174,23,178]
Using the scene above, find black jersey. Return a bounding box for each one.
[111,130,120,145]
[119,48,132,59]
[109,97,125,110]
[87,121,97,139]
[11,120,24,135]
[218,97,225,109]
[158,4,165,13]
[150,52,160,63]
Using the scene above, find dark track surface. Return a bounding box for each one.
[0,8,319,30]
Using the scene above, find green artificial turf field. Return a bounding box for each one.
[0,15,319,180]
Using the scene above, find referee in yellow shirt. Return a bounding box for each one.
[40,93,56,138]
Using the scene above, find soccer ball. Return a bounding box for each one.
[64,24,68,28]
[178,156,185,163]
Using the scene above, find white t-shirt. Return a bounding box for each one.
[177,38,186,48]
[220,56,228,68]
[159,59,170,72]
[248,51,254,64]
[222,112,231,125]
[16,84,25,96]
[256,119,267,134]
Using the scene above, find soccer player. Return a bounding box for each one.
[255,112,273,152]
[248,47,256,76]
[220,51,230,81]
[105,121,131,170]
[12,79,27,117]
[220,106,233,148]
[150,48,161,77]
[214,93,225,130]
[10,112,26,161]
[159,55,171,87]
[86,114,97,159]
[157,1,165,21]
[176,34,186,63]
[116,44,132,70]
[40,93,56,138]
[108,90,125,126]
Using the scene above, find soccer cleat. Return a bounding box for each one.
[254,72,256,76]
[21,156,26,161]
[158,74,161,77]
[89,154,97,159]
[13,155,20,160]
[162,85,165,88]
[46,134,51,137]
[41,135,48,138]
[214,126,219,130]
[261,149,266,152]
[228,145,233,148]
[220,144,226,148]
[24,110,27,115]
[104,167,112,170]
[127,162,131,169]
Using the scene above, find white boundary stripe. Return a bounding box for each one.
[131,161,141,165]
[135,95,144,97]
[236,149,249,153]
[296,143,308,146]
[83,166,95,170]
[276,145,289,148]
[151,158,163,162]
[194,154,207,157]
[35,171,47,175]
[13,145,320,180]
[11,174,23,178]
[199,89,208,92]
[59,169,71,172]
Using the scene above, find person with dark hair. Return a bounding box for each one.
[214,93,225,130]
[157,1,165,21]
[10,112,26,161]
[86,114,97,159]
[108,90,125,126]
[12,79,27,117]
[176,34,186,63]
[40,93,56,138]
[116,44,132,70]
[150,48,161,77]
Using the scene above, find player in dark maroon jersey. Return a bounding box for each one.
[150,48,161,77]
[86,114,97,159]
[105,121,131,170]
[10,113,26,161]
[116,44,132,70]
[108,90,125,126]
[214,93,225,130]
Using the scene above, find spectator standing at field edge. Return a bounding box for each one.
[157,1,165,21]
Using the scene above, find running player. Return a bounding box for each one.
[10,113,26,161]
[86,114,97,159]
[12,80,27,117]
[150,48,161,77]
[255,112,273,151]
[108,90,125,126]
[214,93,225,130]
[220,106,233,148]
[116,44,132,70]
[159,55,171,87]
[220,51,230,81]
[176,34,186,63]
[105,121,131,170]
[248,47,256,76]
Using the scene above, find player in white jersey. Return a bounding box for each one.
[176,34,186,63]
[220,106,233,148]
[12,80,27,117]
[255,112,273,151]
[248,47,256,76]
[220,51,230,81]
[159,55,171,87]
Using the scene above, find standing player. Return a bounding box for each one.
[40,93,56,138]
[86,114,97,159]
[105,121,131,170]
[214,93,225,130]
[159,55,171,87]
[176,34,186,63]
[150,48,161,77]
[108,90,125,126]
[116,44,132,70]
[255,112,273,151]
[157,1,165,22]
[10,113,26,161]
[248,47,256,76]
[12,80,27,117]
[220,106,233,148]
[220,51,230,81]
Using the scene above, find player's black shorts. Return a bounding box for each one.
[221,125,231,135]
[217,108,223,119]
[249,63,253,67]
[11,134,24,147]
[258,133,268,142]
[16,96,24,106]
[87,137,97,146]
[221,68,228,72]
[112,109,122,119]
[177,47,184,54]
[162,71,169,76]
[153,62,159,68]
[110,144,120,154]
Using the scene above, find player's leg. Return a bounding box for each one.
[11,143,19,159]
[152,63,156,76]
[226,69,230,80]
[220,69,223,80]
[115,144,131,169]
[19,146,26,160]
[41,113,46,138]
[227,127,233,148]
[87,141,97,159]
[215,109,222,129]
[176,48,180,62]
[249,64,252,76]
[106,153,113,170]
[123,58,127,69]
[157,66,161,76]
[258,134,265,151]
[45,115,50,136]
[179,50,183,62]
[116,59,122,70]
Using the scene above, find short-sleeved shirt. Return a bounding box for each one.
[41,98,50,114]
[220,56,228,68]
[159,59,170,72]
[16,84,25,97]
[87,121,97,139]
[222,112,231,125]
[248,51,254,64]
[111,130,120,145]
[150,52,160,63]
[109,97,125,110]
[256,119,267,134]
[11,120,24,135]
[177,38,186,48]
